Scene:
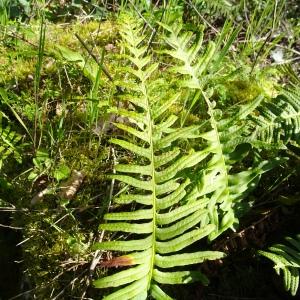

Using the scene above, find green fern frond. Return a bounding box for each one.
[159,21,215,89]
[259,235,300,296]
[159,22,284,240]
[92,14,225,299]
[93,14,287,299]
[277,64,300,86]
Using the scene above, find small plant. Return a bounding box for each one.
[0,112,22,169]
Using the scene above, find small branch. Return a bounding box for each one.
[0,223,23,230]
[0,30,38,48]
[187,0,220,34]
[74,33,114,83]
[43,0,54,9]
[89,147,117,274]
[145,2,167,55]
[128,0,154,31]
[51,269,88,300]
[89,230,106,273]
[250,31,272,74]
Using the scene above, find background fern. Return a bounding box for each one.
[159,21,285,240]
[249,87,300,147]
[258,235,300,296]
[193,0,235,17]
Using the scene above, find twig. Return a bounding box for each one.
[74,33,113,82]
[265,42,300,57]
[0,223,23,230]
[145,2,167,55]
[187,0,220,34]
[89,147,116,274]
[51,269,88,300]
[271,56,300,65]
[16,236,33,246]
[128,0,154,31]
[89,230,106,272]
[0,30,38,48]
[250,31,272,74]
[43,0,54,9]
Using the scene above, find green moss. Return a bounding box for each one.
[0,19,118,85]
[214,69,279,107]
[18,202,94,297]
[225,79,263,103]
[45,19,118,51]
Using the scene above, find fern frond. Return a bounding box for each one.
[259,235,300,296]
[159,22,215,89]
[160,22,283,240]
[93,14,225,299]
[93,14,287,299]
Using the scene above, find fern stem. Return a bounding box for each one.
[202,90,231,239]
[141,77,157,290]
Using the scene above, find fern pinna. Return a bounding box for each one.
[92,15,284,299]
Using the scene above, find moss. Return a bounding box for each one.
[225,79,263,103]
[0,45,9,66]
[45,19,118,51]
[0,19,118,86]
[215,70,279,106]
[10,59,36,81]
[0,50,35,85]
[13,129,110,296]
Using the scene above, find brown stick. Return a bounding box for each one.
[74,33,113,82]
